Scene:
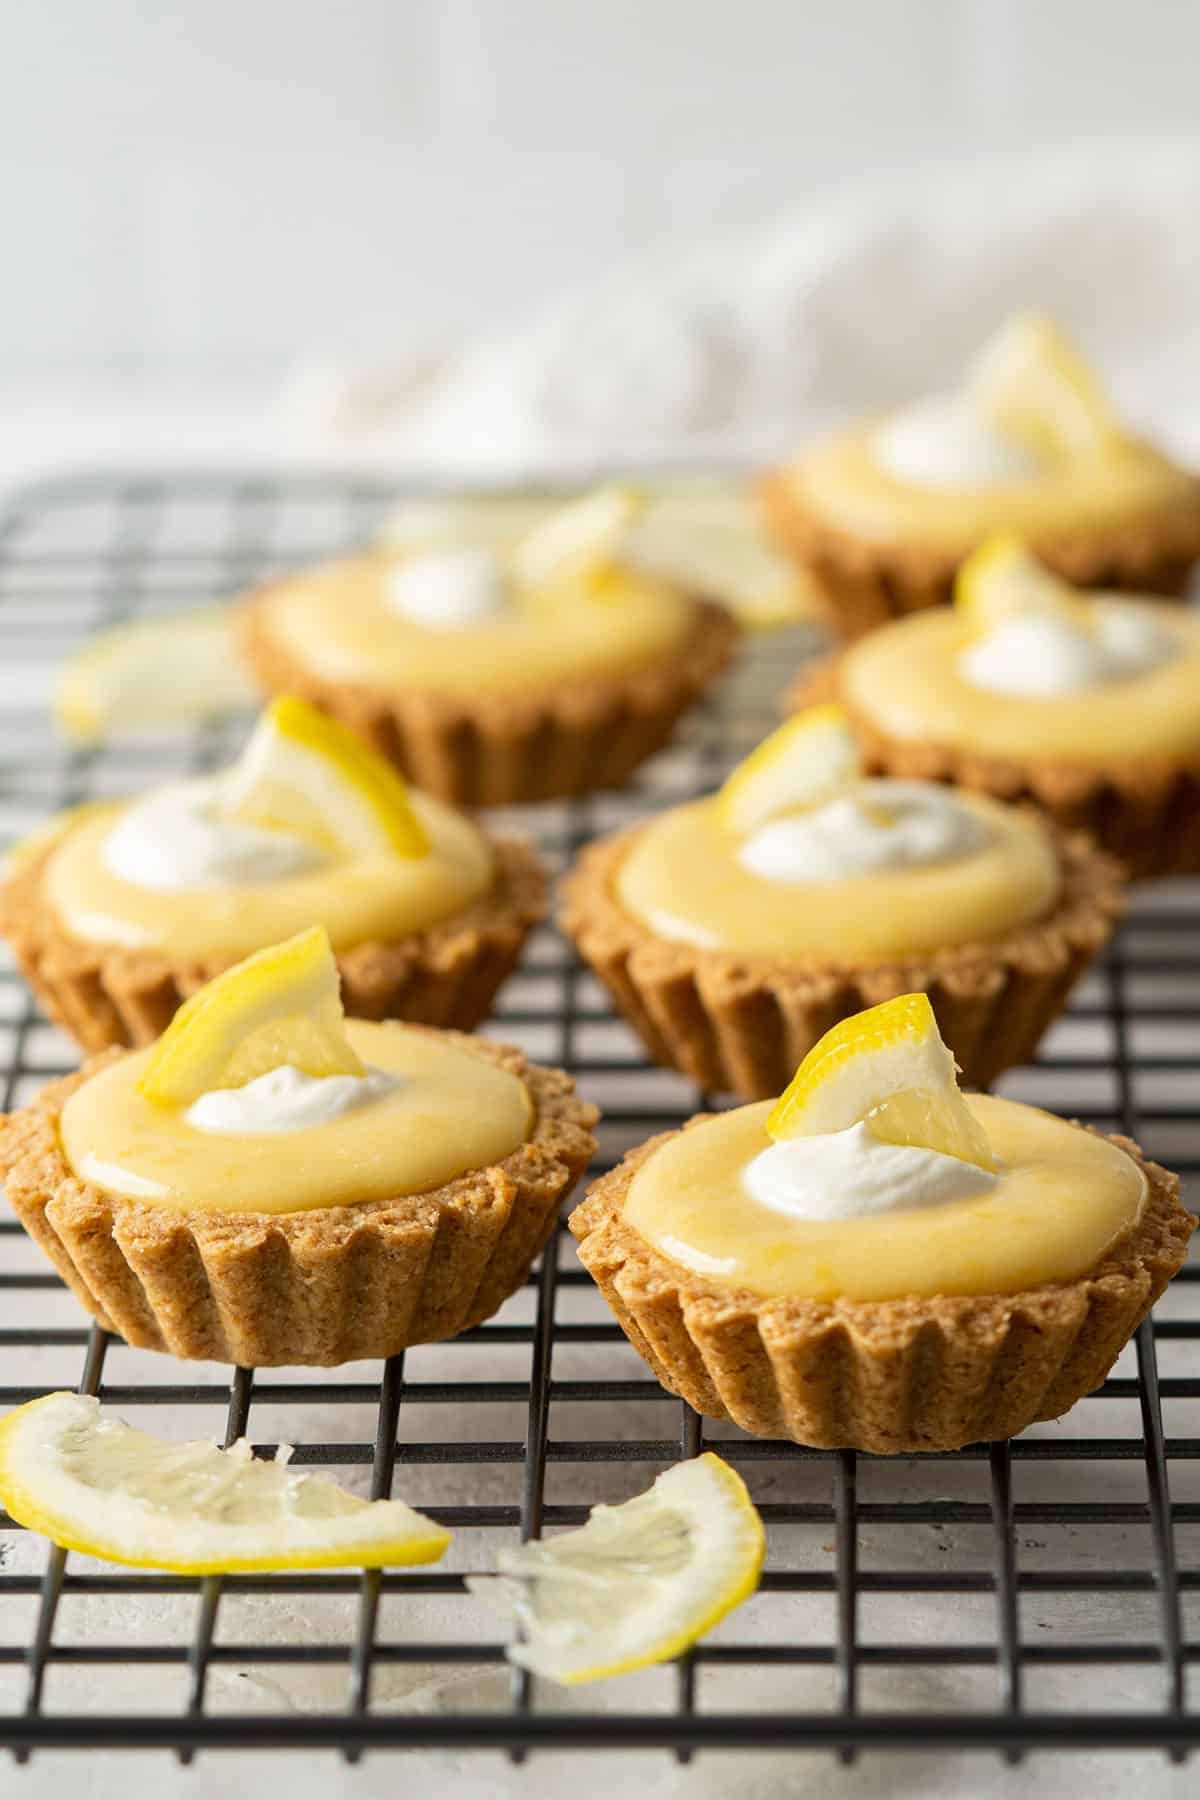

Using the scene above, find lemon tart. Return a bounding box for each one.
[762,314,1200,641]
[571,997,1193,1453]
[787,537,1200,879]
[0,697,546,1051]
[239,487,740,806]
[560,706,1123,1098]
[0,930,597,1366]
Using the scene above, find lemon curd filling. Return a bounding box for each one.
[842,603,1200,766]
[785,427,1193,555]
[613,789,1059,961]
[256,551,696,697]
[41,789,493,962]
[59,1021,533,1214]
[623,1094,1147,1302]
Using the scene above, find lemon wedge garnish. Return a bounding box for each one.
[628,479,822,630]
[221,695,429,859]
[954,533,1091,635]
[717,703,859,835]
[0,1392,450,1574]
[379,493,549,554]
[767,992,995,1170]
[138,925,365,1109]
[469,1453,764,1685]
[512,485,645,591]
[968,312,1121,462]
[53,605,257,746]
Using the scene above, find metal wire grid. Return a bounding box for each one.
[0,473,1195,1764]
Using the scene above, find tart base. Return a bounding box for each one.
[238,591,741,806]
[786,656,1200,883]
[560,820,1123,1099]
[571,1128,1193,1453]
[0,837,547,1054]
[0,1035,597,1367]
[760,469,1200,642]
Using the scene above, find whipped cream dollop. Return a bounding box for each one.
[959,603,1176,698]
[738,780,988,884]
[385,547,509,627]
[185,1063,401,1136]
[103,778,324,892]
[870,394,1040,489]
[743,1121,997,1222]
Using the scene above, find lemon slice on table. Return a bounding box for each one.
[0,1392,449,1574]
[954,533,1090,635]
[717,703,859,835]
[139,925,365,1108]
[768,992,995,1171]
[469,1453,764,1684]
[968,312,1121,462]
[221,695,429,858]
[53,605,257,746]
[511,485,645,590]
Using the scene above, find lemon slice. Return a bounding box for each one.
[968,312,1120,461]
[955,533,1090,635]
[221,695,429,858]
[767,992,995,1170]
[379,493,549,553]
[139,925,365,1108]
[512,485,645,590]
[53,605,257,746]
[469,1453,763,1684]
[717,703,859,835]
[0,1392,449,1573]
[628,480,821,630]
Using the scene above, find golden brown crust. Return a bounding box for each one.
[0,1033,598,1367]
[0,836,548,1054]
[559,817,1124,1099]
[760,468,1200,642]
[238,590,741,806]
[786,656,1200,882]
[570,1125,1194,1453]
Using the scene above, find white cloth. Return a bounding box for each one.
[282,142,1200,476]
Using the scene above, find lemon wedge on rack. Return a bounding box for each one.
[222,696,429,859]
[512,485,645,590]
[53,605,257,746]
[138,925,365,1108]
[470,1453,764,1684]
[0,1392,450,1574]
[768,993,995,1171]
[717,703,859,835]
[954,534,1090,634]
[968,312,1121,462]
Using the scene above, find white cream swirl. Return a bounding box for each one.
[743,1122,997,1222]
[738,780,988,884]
[385,547,508,627]
[185,1064,401,1136]
[870,394,1040,489]
[102,778,325,892]
[959,603,1176,698]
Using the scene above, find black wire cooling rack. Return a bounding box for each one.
[0,473,1197,1766]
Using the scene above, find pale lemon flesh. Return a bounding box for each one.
[968,312,1120,462]
[511,485,645,590]
[717,703,859,836]
[955,532,1091,634]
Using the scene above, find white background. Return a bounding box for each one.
[6,0,1200,384]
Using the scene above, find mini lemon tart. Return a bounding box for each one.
[788,537,1200,879]
[762,314,1200,641]
[560,706,1123,1099]
[0,930,597,1366]
[571,996,1193,1453]
[0,698,547,1052]
[239,487,740,806]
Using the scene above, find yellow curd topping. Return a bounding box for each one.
[842,603,1200,765]
[59,1020,533,1214]
[41,790,493,961]
[612,789,1058,961]
[785,426,1192,556]
[256,551,695,696]
[622,1093,1146,1302]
